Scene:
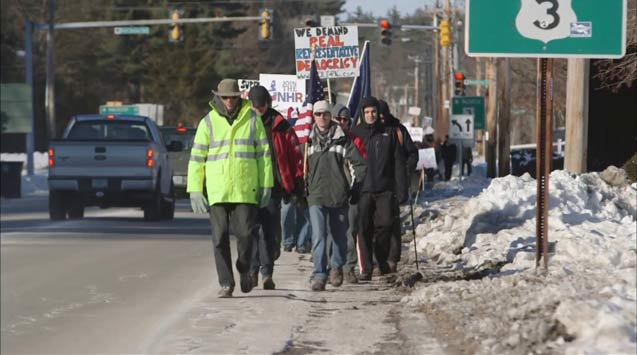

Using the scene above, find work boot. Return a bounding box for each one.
[250,271,259,288]
[310,278,326,292]
[358,272,372,281]
[240,273,253,293]
[217,285,234,298]
[378,262,392,275]
[284,245,294,252]
[388,261,398,273]
[344,270,359,284]
[329,268,344,287]
[262,275,276,290]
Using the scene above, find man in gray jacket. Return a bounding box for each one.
[306,100,367,291]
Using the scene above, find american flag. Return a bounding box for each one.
[295,59,325,144]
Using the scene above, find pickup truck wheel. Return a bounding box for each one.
[67,193,84,219]
[49,191,68,220]
[160,182,175,220]
[144,188,162,221]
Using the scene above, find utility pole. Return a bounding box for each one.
[437,0,452,137]
[498,58,511,176]
[565,58,590,173]
[45,0,56,138]
[25,20,35,176]
[475,58,484,96]
[485,57,498,178]
[433,14,440,129]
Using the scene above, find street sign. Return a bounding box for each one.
[114,26,150,35]
[466,0,627,58]
[452,96,485,130]
[463,79,491,86]
[450,114,474,140]
[99,105,139,115]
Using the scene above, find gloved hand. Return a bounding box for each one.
[293,178,306,198]
[190,191,209,214]
[296,196,308,210]
[349,188,361,205]
[259,188,272,208]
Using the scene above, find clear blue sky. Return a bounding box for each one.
[343,0,432,18]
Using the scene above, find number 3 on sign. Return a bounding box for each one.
[515,0,577,43]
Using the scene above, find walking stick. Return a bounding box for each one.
[404,170,424,287]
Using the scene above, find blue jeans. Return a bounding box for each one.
[281,200,312,251]
[309,205,349,280]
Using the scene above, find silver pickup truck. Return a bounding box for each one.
[48,114,180,221]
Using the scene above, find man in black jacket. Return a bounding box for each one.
[378,100,418,273]
[351,97,407,280]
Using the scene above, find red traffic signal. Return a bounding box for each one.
[379,20,391,46]
[454,72,466,96]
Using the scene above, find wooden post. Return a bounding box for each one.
[485,57,498,178]
[565,58,590,173]
[498,58,511,176]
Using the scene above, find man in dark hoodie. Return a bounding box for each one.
[247,85,304,290]
[378,100,418,273]
[350,97,407,280]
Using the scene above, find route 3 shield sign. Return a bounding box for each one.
[450,114,474,140]
[466,0,626,58]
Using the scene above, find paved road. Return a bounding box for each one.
[1,196,443,354]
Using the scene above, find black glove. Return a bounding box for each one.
[282,193,291,204]
[349,186,361,205]
[297,196,308,210]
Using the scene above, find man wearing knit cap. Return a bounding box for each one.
[306,100,367,291]
[331,103,367,283]
[247,85,304,290]
[350,96,407,281]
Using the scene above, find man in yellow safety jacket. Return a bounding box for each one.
[187,79,274,298]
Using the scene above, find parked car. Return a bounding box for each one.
[48,114,181,221]
[160,123,196,195]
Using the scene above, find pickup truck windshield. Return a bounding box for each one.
[67,120,151,141]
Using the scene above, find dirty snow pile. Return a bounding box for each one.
[405,167,636,354]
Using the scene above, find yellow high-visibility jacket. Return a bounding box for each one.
[187,100,273,205]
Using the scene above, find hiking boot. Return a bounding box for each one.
[388,261,398,273]
[310,278,326,292]
[217,285,234,298]
[358,272,372,281]
[283,245,294,252]
[250,271,259,288]
[262,275,276,290]
[344,270,359,284]
[239,273,253,293]
[296,247,309,254]
[378,262,392,275]
[329,268,344,287]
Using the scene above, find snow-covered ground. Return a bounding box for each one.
[1,152,49,196]
[403,162,637,354]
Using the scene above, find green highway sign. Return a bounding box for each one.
[114,26,150,35]
[452,96,485,130]
[466,0,627,58]
[99,105,139,115]
[464,79,491,86]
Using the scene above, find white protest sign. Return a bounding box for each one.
[417,148,438,170]
[259,74,306,119]
[237,79,260,99]
[406,126,424,142]
[294,26,359,79]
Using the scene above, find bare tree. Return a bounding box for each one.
[594,0,637,91]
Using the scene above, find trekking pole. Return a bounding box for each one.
[408,196,419,271]
[403,170,424,287]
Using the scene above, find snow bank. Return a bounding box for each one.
[1,153,49,197]
[406,168,637,354]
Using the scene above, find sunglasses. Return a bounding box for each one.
[335,116,350,122]
[221,96,238,100]
[314,112,331,117]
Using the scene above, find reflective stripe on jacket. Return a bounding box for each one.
[187,100,273,205]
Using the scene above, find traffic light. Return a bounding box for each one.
[259,9,273,40]
[169,9,183,42]
[454,72,466,96]
[380,20,391,46]
[439,20,451,47]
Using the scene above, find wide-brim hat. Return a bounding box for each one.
[212,79,242,96]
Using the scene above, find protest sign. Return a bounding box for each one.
[294,26,359,79]
[259,74,306,119]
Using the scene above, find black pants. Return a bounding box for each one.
[251,196,282,276]
[387,198,401,265]
[209,203,258,288]
[358,191,396,275]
